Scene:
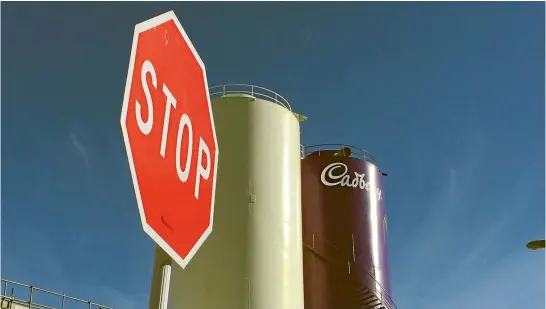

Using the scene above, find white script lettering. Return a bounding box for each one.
[320,162,383,201]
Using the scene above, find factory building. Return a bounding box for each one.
[1,85,396,309]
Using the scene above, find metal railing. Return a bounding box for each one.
[1,279,113,309]
[208,84,292,111]
[302,144,376,164]
[303,234,397,309]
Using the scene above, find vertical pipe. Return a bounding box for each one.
[159,265,172,309]
[29,286,33,309]
[351,233,356,262]
[61,294,66,309]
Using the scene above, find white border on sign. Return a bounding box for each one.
[120,10,219,270]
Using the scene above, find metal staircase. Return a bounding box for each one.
[304,234,397,309]
[352,273,390,309]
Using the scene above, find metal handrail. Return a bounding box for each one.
[3,297,56,309]
[304,234,397,309]
[303,144,376,164]
[209,84,292,111]
[1,279,113,309]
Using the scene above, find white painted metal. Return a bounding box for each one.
[149,88,304,309]
[159,265,171,309]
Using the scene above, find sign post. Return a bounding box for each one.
[120,11,219,270]
[159,264,171,309]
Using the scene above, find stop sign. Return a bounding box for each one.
[120,11,219,269]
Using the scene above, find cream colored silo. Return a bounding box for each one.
[148,84,305,309]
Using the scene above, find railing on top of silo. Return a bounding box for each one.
[302,144,376,165]
[208,84,292,111]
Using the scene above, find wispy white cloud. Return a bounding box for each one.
[69,131,90,170]
[425,250,544,309]
[392,135,544,309]
[394,135,486,285]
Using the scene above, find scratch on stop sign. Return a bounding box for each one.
[165,29,169,46]
[161,215,174,232]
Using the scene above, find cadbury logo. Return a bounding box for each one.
[320,162,383,201]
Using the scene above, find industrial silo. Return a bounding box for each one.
[301,144,395,309]
[148,84,305,309]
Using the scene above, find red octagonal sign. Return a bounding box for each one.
[120,11,219,269]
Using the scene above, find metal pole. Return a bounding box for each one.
[351,233,356,262]
[159,264,172,309]
[29,286,34,309]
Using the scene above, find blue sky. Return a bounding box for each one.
[2,2,544,309]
